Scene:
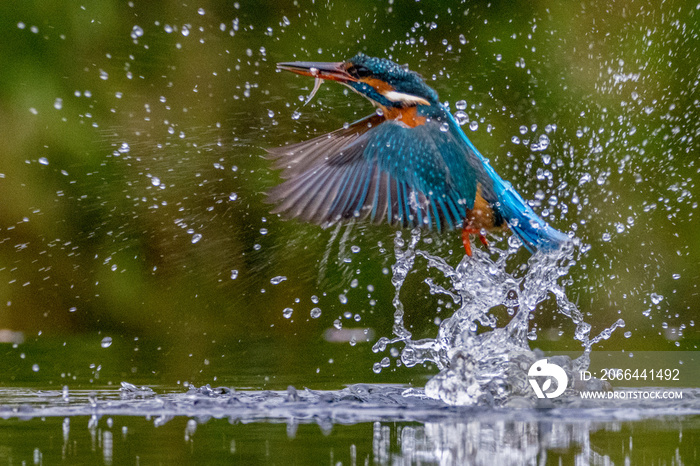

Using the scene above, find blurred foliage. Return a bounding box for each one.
[0,0,697,386]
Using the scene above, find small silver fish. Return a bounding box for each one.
[304,76,323,106]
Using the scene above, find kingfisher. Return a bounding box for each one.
[266,53,569,256]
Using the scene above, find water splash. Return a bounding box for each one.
[373,229,624,406]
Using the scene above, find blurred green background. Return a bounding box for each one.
[0,0,697,389]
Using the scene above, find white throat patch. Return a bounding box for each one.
[381,90,430,106]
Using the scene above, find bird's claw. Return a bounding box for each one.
[462,227,489,257]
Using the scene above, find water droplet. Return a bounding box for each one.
[230,270,238,280]
[458,34,466,44]
[130,25,144,40]
[469,121,478,131]
[650,293,663,305]
[69,307,77,313]
[101,337,113,348]
[270,276,287,285]
[602,232,611,242]
[283,308,293,318]
[228,193,238,201]
[310,308,322,318]
[519,125,528,135]
[282,16,291,26]
[454,111,468,126]
[333,319,342,330]
[439,122,449,132]
[38,157,49,166]
[311,295,319,304]
[624,331,632,338]
[455,100,467,110]
[197,7,205,15]
[191,233,202,244]
[150,177,161,187]
[339,294,348,304]
[32,364,40,372]
[54,98,63,110]
[291,110,301,120]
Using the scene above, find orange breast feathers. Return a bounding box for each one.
[383,106,426,127]
[465,186,507,232]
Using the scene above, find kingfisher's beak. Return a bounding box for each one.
[277,61,357,83]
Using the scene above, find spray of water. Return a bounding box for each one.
[373,229,625,406]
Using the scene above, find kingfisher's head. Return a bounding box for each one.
[277,53,439,110]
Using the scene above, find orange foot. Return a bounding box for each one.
[461,227,489,257]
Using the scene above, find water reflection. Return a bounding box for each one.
[1,394,698,464]
[383,417,700,465]
[377,421,588,465]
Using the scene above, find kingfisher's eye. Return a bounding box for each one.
[348,64,371,78]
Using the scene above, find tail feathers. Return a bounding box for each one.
[494,178,570,253]
[509,214,571,253]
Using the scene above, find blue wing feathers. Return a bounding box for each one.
[337,163,364,218]
[268,108,568,252]
[414,189,425,229]
[268,115,473,231]
[396,181,406,225]
[430,198,441,232]
[352,164,373,217]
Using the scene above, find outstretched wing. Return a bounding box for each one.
[266,113,486,232]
